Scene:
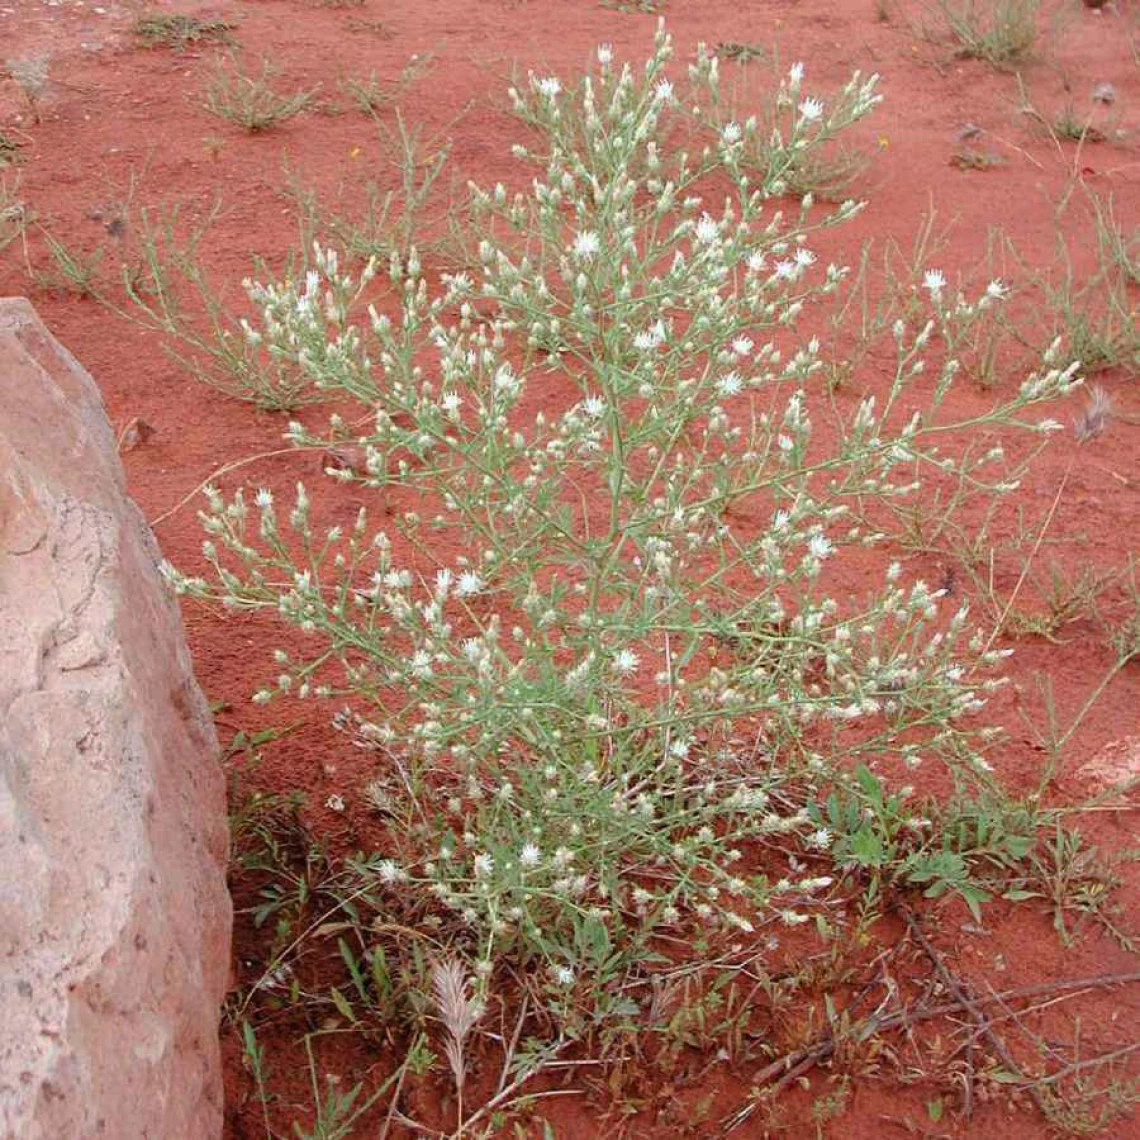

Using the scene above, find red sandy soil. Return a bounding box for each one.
[2,0,1139,1136]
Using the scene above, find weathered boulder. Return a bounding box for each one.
[0,298,231,1139]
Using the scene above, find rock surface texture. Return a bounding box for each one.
[0,298,231,1139]
[1079,736,1140,793]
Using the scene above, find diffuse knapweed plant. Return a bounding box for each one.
[168,24,1078,1033]
[691,47,878,199]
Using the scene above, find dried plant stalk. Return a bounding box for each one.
[432,957,480,1129]
[1074,384,1112,443]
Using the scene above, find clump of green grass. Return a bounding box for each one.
[1001,558,1117,640]
[203,58,318,132]
[1093,197,1140,286]
[774,142,870,200]
[116,204,318,410]
[1044,238,1139,375]
[1050,104,1104,143]
[337,55,432,117]
[32,228,104,297]
[339,70,393,115]
[288,110,457,265]
[133,12,235,52]
[1017,82,1107,145]
[931,0,1040,67]
[995,203,1140,377]
[1062,310,1137,374]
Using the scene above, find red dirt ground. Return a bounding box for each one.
[2,0,1139,1136]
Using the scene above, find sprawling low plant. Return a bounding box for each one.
[168,24,1078,1030]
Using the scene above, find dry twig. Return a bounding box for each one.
[718,950,1140,1136]
[899,904,1048,1115]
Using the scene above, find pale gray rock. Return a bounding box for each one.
[1079,736,1140,794]
[0,298,231,1139]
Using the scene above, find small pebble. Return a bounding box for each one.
[1092,82,1115,105]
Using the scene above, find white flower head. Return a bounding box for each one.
[798,97,824,123]
[809,534,832,560]
[717,371,744,397]
[732,336,754,356]
[986,278,1009,300]
[611,648,640,676]
[721,121,742,145]
[597,42,613,67]
[456,570,484,597]
[493,363,520,396]
[572,230,600,261]
[694,214,720,245]
[520,843,541,867]
[553,965,575,986]
[633,319,666,351]
[535,76,561,99]
[378,859,404,883]
[255,487,274,509]
[654,77,674,102]
[923,268,947,297]
[789,61,805,86]
[473,852,494,877]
